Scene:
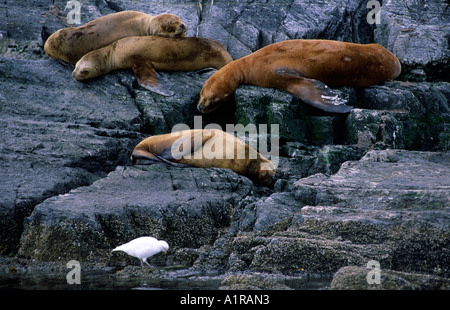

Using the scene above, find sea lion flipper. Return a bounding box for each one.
[160,130,215,160]
[288,78,352,113]
[152,153,191,168]
[132,60,174,96]
[131,149,188,167]
[274,69,352,113]
[131,149,160,164]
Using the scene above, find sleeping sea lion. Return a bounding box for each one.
[72,36,233,96]
[131,129,276,186]
[197,39,401,114]
[44,10,187,64]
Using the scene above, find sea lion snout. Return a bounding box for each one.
[197,100,216,114]
[72,69,82,80]
[175,23,187,37]
[197,96,228,114]
[198,91,226,114]
[72,66,89,80]
[197,102,207,113]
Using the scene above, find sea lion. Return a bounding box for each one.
[197,39,402,114]
[130,129,276,186]
[44,10,187,64]
[72,36,233,96]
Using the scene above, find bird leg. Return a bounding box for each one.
[140,258,151,268]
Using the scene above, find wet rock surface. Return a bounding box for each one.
[331,266,450,290]
[1,0,449,290]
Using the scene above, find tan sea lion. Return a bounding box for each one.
[131,129,276,186]
[44,10,187,64]
[197,39,402,114]
[72,36,233,96]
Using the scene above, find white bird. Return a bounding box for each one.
[111,236,169,267]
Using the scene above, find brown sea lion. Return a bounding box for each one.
[72,36,233,96]
[131,129,276,186]
[44,10,187,64]
[197,39,401,114]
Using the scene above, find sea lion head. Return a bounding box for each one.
[257,161,276,186]
[197,91,227,114]
[149,13,187,38]
[197,74,234,114]
[72,50,106,81]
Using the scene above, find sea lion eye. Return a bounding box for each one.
[81,70,89,75]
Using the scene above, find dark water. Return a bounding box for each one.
[0,269,331,290]
[0,271,220,290]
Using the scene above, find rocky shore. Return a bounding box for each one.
[0,0,449,290]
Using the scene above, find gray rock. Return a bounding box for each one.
[237,192,301,234]
[346,81,450,151]
[331,266,450,290]
[196,0,375,59]
[292,150,450,276]
[190,151,449,280]
[375,0,450,81]
[18,165,257,263]
[295,150,450,215]
[220,273,292,290]
[0,55,143,253]
[234,81,450,151]
[249,236,392,274]
[204,150,448,279]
